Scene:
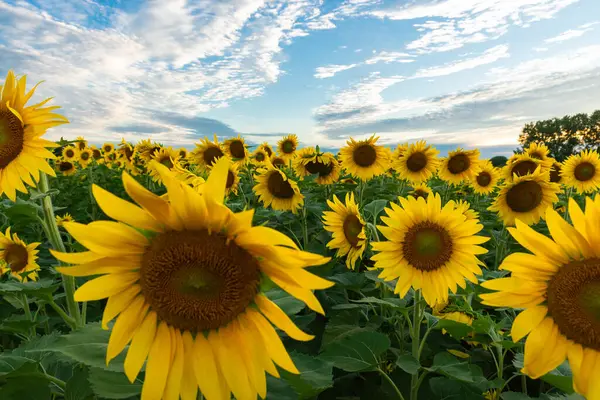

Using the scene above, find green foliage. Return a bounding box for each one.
[490,155,508,167]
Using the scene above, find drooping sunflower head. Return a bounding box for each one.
[75,136,88,151]
[408,184,433,200]
[471,160,501,194]
[90,146,104,164]
[225,161,241,196]
[549,161,562,183]
[148,147,181,184]
[323,193,367,270]
[277,134,299,160]
[392,142,409,162]
[52,157,332,400]
[191,135,224,171]
[480,198,600,399]
[252,148,269,166]
[56,213,75,227]
[294,148,340,185]
[56,159,77,176]
[561,150,600,194]
[177,147,189,160]
[259,142,274,157]
[223,135,249,165]
[102,143,115,154]
[394,140,440,184]
[372,194,488,307]
[439,148,481,185]
[270,154,287,169]
[253,166,304,213]
[504,153,543,181]
[489,167,560,226]
[62,145,79,161]
[0,228,40,282]
[78,148,93,167]
[0,70,68,200]
[339,135,390,180]
[117,142,137,167]
[525,142,552,165]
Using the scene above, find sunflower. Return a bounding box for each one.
[78,148,93,168]
[408,184,432,200]
[171,163,206,194]
[104,152,117,166]
[225,162,241,196]
[323,193,367,269]
[561,150,600,194]
[489,167,560,226]
[102,143,115,154]
[90,146,104,164]
[253,166,304,213]
[392,142,408,162]
[56,213,75,227]
[549,161,562,184]
[75,136,88,151]
[394,141,439,184]
[277,134,299,161]
[148,147,181,184]
[52,157,332,400]
[339,135,389,180]
[372,194,488,306]
[223,135,249,165]
[0,71,69,200]
[525,142,553,167]
[293,148,340,185]
[136,140,162,163]
[438,148,481,185]
[56,159,77,176]
[451,200,479,221]
[0,228,40,282]
[341,178,357,185]
[117,140,137,168]
[479,199,600,400]
[504,154,543,181]
[62,145,79,161]
[192,135,224,172]
[471,160,501,194]
[252,148,269,166]
[259,142,274,158]
[178,147,189,160]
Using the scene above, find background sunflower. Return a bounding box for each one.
[253,166,304,213]
[439,148,481,185]
[561,150,600,193]
[339,135,389,180]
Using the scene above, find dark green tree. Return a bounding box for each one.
[490,155,508,167]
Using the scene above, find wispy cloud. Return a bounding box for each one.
[314,51,415,79]
[545,21,599,43]
[412,44,509,78]
[315,64,359,79]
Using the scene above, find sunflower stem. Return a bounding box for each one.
[302,205,309,250]
[21,294,34,337]
[564,187,573,223]
[47,298,77,330]
[410,290,424,400]
[377,368,406,400]
[88,164,97,220]
[38,172,82,329]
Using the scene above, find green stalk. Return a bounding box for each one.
[410,290,424,400]
[21,294,34,337]
[302,205,309,250]
[47,298,77,330]
[38,173,81,329]
[377,368,406,400]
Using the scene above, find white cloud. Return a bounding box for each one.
[412,44,509,78]
[545,21,599,43]
[314,50,415,79]
[314,64,359,79]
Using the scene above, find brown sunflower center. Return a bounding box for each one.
[179,150,187,158]
[124,147,134,161]
[77,141,86,151]
[159,156,173,169]
[406,152,427,172]
[547,258,600,350]
[343,214,363,247]
[80,152,90,161]
[140,230,261,332]
[65,149,75,158]
[0,110,24,169]
[505,180,543,213]
[4,244,29,273]
[263,146,273,157]
[411,189,429,199]
[550,164,561,183]
[103,145,112,153]
[203,146,224,167]
[353,144,377,167]
[403,222,452,271]
[226,171,235,188]
[281,140,296,154]
[476,171,492,187]
[255,152,265,162]
[59,161,74,172]
[529,151,543,160]
[305,160,334,177]
[447,154,470,174]
[272,157,285,168]
[574,162,595,182]
[229,140,245,159]
[267,171,295,199]
[511,160,538,178]
[92,149,102,160]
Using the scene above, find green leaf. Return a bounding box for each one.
[329,272,367,289]
[501,392,535,400]
[282,352,333,399]
[66,367,94,400]
[0,356,36,378]
[266,288,305,315]
[351,297,407,309]
[3,203,40,222]
[428,377,484,400]
[426,352,483,383]
[395,353,420,374]
[0,376,52,400]
[434,319,475,340]
[363,199,389,220]
[266,375,298,399]
[0,315,49,335]
[320,331,390,372]
[88,368,142,399]
[0,279,60,297]
[513,354,573,394]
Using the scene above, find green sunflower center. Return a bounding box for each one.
[403,222,453,271]
[203,146,224,167]
[447,154,470,174]
[0,110,25,169]
[59,161,74,172]
[267,171,295,199]
[574,162,595,182]
[406,152,427,172]
[140,230,261,332]
[226,170,235,188]
[550,164,561,183]
[476,171,492,187]
[159,157,174,169]
[353,144,377,167]
[281,140,296,154]
[65,149,75,158]
[255,152,266,162]
[547,258,600,350]
[511,160,538,178]
[80,152,90,161]
[103,145,112,153]
[229,140,245,159]
[505,180,543,213]
[4,244,29,273]
[343,214,363,247]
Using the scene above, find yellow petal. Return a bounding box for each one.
[180,331,199,400]
[102,284,141,329]
[50,250,104,265]
[204,157,230,205]
[268,275,324,315]
[163,330,184,400]
[523,317,564,379]
[231,320,266,398]
[192,333,228,400]
[56,256,141,277]
[63,221,147,256]
[238,313,279,378]
[124,311,157,382]
[74,272,139,301]
[141,321,172,400]
[106,296,149,364]
[255,294,314,341]
[511,306,547,342]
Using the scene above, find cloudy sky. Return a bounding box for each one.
[2,0,600,157]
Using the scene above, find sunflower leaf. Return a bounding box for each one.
[319,331,390,372]
[87,368,142,399]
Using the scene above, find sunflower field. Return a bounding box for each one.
[2,71,600,400]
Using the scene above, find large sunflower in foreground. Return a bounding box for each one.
[561,150,600,194]
[480,200,600,400]
[394,140,439,184]
[192,136,224,172]
[294,148,340,185]
[0,228,40,282]
[323,193,366,270]
[277,134,298,161]
[504,153,542,181]
[372,194,488,307]
[489,167,559,226]
[223,135,249,165]
[471,160,501,195]
[438,148,481,185]
[253,166,304,213]
[339,135,389,180]
[53,158,332,400]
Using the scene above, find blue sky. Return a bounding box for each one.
[2,0,600,157]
